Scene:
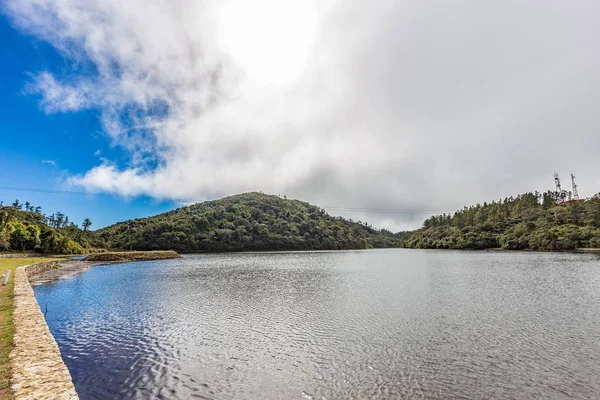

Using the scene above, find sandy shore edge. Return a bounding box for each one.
[29,260,121,283]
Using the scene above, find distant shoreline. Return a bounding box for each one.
[84,250,180,262]
[421,247,600,255]
[486,247,600,254]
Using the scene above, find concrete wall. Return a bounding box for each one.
[10,261,78,399]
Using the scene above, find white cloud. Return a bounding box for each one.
[41,159,57,166]
[26,72,92,113]
[4,0,600,231]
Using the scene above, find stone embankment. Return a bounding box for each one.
[10,261,78,399]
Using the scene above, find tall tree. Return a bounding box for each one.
[12,199,22,210]
[47,214,56,228]
[55,211,65,229]
[82,218,92,234]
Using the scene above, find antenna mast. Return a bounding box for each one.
[571,174,579,200]
[554,173,562,192]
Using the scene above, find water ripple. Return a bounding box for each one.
[34,250,600,399]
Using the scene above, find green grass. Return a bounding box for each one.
[0,258,54,400]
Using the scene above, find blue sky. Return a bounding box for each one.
[0,15,177,229]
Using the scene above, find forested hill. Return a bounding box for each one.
[93,193,400,252]
[0,201,92,254]
[401,191,600,251]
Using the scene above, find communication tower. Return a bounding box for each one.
[554,173,561,192]
[571,174,579,200]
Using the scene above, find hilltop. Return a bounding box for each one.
[92,192,400,252]
[401,191,600,251]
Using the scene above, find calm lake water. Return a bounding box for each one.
[34,250,600,399]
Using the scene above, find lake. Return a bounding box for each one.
[33,250,600,399]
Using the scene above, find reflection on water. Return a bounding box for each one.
[34,250,600,399]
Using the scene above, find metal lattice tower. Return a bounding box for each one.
[571,174,579,200]
[554,173,562,192]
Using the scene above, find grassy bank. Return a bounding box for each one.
[84,250,180,262]
[0,258,54,400]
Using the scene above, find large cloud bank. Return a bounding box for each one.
[4,0,600,230]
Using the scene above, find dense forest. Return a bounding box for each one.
[5,189,598,255]
[93,192,401,252]
[401,191,600,251]
[0,200,92,254]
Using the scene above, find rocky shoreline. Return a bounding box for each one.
[29,251,181,283]
[29,261,103,283]
[84,250,180,262]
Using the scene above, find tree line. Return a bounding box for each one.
[2,193,402,254]
[401,190,600,251]
[0,199,92,254]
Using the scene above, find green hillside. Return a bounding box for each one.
[0,202,90,254]
[401,191,600,251]
[93,192,399,252]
